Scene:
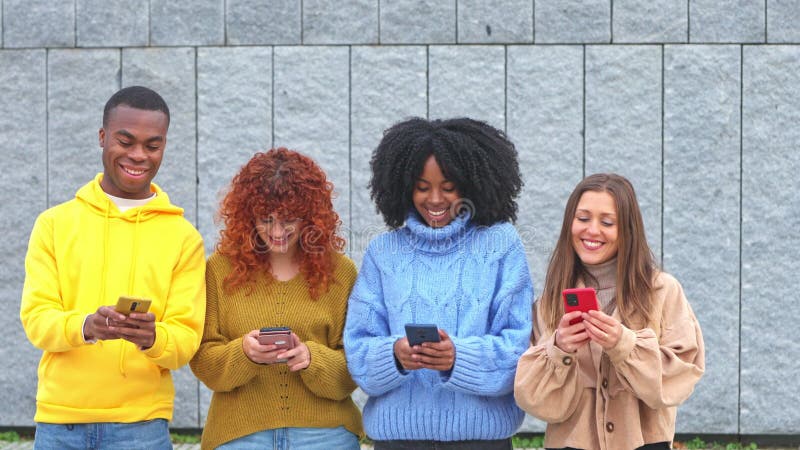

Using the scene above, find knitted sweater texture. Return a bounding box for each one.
[344,213,534,441]
[190,252,362,450]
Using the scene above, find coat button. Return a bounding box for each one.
[606,422,614,432]
[562,356,572,366]
[601,378,608,389]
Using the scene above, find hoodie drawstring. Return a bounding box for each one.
[118,209,144,376]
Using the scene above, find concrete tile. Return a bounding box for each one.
[663,45,740,434]
[303,0,378,44]
[506,45,584,286]
[767,0,800,43]
[741,45,800,434]
[3,0,74,48]
[585,45,662,258]
[458,0,533,44]
[0,49,47,426]
[226,0,301,45]
[273,47,350,232]
[77,0,149,47]
[150,0,224,46]
[350,45,427,263]
[429,45,505,131]
[535,0,611,43]
[380,0,456,44]
[47,49,121,206]
[613,0,688,43]
[197,47,272,255]
[690,0,765,43]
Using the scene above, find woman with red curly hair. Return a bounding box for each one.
[190,148,362,450]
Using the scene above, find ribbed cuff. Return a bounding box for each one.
[365,337,409,393]
[142,324,167,358]
[66,313,89,347]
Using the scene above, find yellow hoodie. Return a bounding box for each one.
[20,173,206,423]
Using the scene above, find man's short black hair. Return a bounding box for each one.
[369,117,523,229]
[103,86,170,127]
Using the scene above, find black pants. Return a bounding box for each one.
[548,442,670,450]
[374,438,513,450]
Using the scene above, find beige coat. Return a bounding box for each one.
[514,272,704,450]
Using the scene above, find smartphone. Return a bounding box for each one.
[562,288,599,325]
[258,327,294,349]
[405,324,441,347]
[115,296,152,315]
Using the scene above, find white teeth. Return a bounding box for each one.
[123,167,145,176]
[427,209,447,217]
[584,240,602,249]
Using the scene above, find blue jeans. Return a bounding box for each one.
[217,426,359,450]
[34,419,172,450]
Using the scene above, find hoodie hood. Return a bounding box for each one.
[76,173,184,221]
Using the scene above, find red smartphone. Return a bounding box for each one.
[562,288,599,325]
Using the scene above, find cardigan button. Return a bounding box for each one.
[606,422,614,432]
[601,378,608,389]
[562,356,572,366]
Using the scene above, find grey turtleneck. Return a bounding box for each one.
[583,257,617,314]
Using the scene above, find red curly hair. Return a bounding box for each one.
[216,148,345,299]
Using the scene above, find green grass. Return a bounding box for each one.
[512,434,545,448]
[0,432,20,442]
[682,436,758,450]
[170,432,201,444]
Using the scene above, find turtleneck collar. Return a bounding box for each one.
[403,211,472,254]
[583,257,617,289]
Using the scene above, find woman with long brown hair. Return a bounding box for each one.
[514,173,704,450]
[190,148,361,449]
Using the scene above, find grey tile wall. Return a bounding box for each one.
[535,0,611,43]
[506,45,584,286]
[613,0,688,43]
[690,0,765,43]
[197,47,273,256]
[585,45,663,258]
[767,0,800,43]
[663,45,740,434]
[3,0,74,48]
[428,45,505,131]
[77,0,149,47]
[458,0,533,44]
[273,46,350,231]
[741,45,800,434]
[303,0,378,44]
[226,0,301,45]
[150,0,224,46]
[379,0,456,44]
[47,50,120,206]
[0,50,47,425]
[349,46,427,263]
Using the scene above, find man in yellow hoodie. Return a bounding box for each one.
[20,86,206,449]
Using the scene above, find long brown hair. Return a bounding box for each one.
[538,173,657,334]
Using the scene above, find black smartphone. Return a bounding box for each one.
[405,323,441,346]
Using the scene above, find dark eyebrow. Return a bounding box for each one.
[114,129,164,143]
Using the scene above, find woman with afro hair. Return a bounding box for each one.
[190,148,362,450]
[344,117,534,449]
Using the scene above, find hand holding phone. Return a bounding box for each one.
[258,327,294,363]
[404,323,441,347]
[562,288,599,325]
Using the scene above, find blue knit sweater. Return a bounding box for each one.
[344,213,534,441]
